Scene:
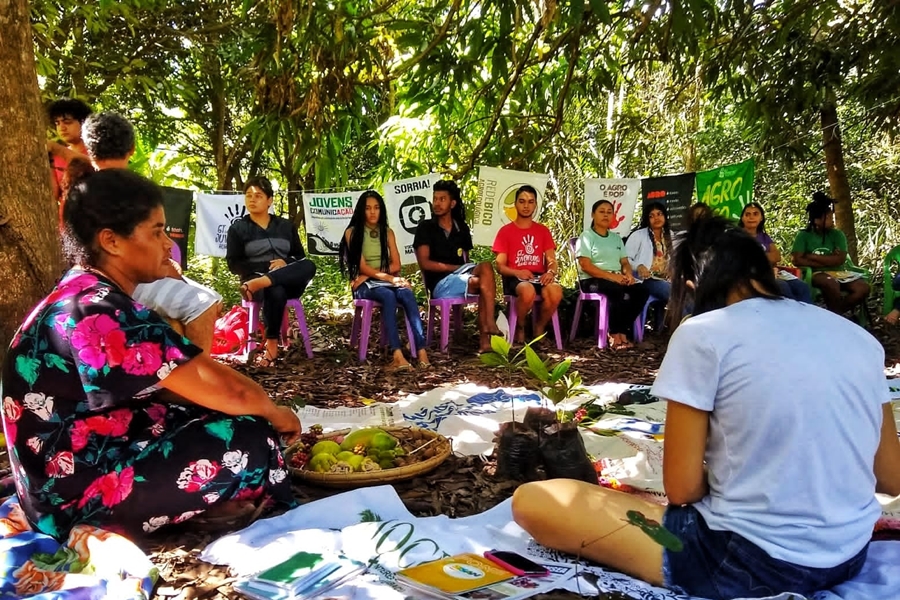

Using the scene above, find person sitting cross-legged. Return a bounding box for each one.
[491,185,562,345]
[413,180,501,353]
[512,217,900,600]
[226,176,316,366]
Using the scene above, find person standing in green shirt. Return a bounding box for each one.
[791,191,869,315]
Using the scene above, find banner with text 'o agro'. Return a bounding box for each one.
[695,159,755,221]
[303,191,361,256]
[472,166,550,247]
[583,178,641,236]
[195,193,250,257]
[382,174,441,265]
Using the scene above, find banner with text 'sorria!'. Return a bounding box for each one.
[195,193,271,257]
[583,178,641,236]
[472,166,550,247]
[303,191,364,256]
[694,159,755,221]
[382,174,442,265]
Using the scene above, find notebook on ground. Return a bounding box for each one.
[235,551,366,600]
[396,553,515,596]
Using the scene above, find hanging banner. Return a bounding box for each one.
[472,166,550,247]
[303,191,361,256]
[161,186,193,269]
[641,173,696,232]
[382,174,442,265]
[695,159,755,221]
[195,193,260,257]
[583,178,641,236]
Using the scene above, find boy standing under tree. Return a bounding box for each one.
[414,180,501,353]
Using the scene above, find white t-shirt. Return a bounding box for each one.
[651,297,885,568]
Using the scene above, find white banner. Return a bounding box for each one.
[303,191,361,255]
[382,174,441,265]
[583,178,641,236]
[195,193,275,257]
[472,166,550,247]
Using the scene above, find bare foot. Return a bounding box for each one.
[514,326,526,345]
[609,333,632,350]
[479,332,493,353]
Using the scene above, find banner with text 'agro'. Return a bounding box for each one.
[695,159,755,221]
[472,166,550,247]
[303,191,361,256]
[383,174,441,265]
[641,173,696,232]
[195,193,248,257]
[583,178,641,236]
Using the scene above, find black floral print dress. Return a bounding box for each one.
[1,268,296,539]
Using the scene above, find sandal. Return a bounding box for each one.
[256,351,278,368]
[387,363,412,373]
[240,283,254,302]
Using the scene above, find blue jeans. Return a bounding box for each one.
[663,504,868,599]
[354,284,426,352]
[777,278,812,303]
[640,278,670,303]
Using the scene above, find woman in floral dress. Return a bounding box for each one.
[1,168,301,539]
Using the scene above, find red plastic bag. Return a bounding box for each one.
[211,305,249,355]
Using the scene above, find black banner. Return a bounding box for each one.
[641,173,696,232]
[161,186,193,269]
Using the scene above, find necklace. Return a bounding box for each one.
[368,227,379,239]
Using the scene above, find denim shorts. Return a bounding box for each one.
[433,263,477,298]
[662,504,868,600]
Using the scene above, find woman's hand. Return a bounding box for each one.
[269,259,287,271]
[606,272,626,285]
[269,406,302,445]
[392,276,411,288]
[351,275,367,291]
[637,265,651,279]
[621,271,636,285]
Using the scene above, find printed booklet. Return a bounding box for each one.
[233,551,367,600]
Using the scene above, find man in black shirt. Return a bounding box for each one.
[413,180,500,352]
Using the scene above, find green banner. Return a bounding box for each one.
[695,159,755,221]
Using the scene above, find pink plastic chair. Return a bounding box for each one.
[426,295,478,353]
[242,298,314,359]
[504,295,564,350]
[350,299,418,363]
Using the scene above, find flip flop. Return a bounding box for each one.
[418,361,432,369]
[387,363,413,373]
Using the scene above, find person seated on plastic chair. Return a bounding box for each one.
[577,200,649,350]
[491,185,562,345]
[339,190,430,371]
[78,111,222,354]
[226,176,316,367]
[625,201,672,303]
[413,180,500,353]
[791,191,869,316]
[739,202,811,303]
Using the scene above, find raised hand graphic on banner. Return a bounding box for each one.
[225,203,246,224]
[610,201,624,229]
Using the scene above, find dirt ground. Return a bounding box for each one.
[4,308,900,600]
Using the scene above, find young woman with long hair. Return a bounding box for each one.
[739,202,811,303]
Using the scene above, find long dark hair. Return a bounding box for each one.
[62,166,164,266]
[667,217,782,330]
[638,201,672,249]
[738,202,767,235]
[339,190,390,280]
[805,191,835,242]
[433,179,471,240]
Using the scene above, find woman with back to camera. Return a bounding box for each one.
[339,190,429,371]
[1,168,300,540]
[739,201,812,303]
[512,217,900,599]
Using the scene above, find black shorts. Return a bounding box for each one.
[502,276,543,297]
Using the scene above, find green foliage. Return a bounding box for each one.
[480,335,588,403]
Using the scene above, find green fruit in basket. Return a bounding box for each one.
[393,446,406,456]
[308,453,338,473]
[336,451,356,462]
[310,440,342,456]
[330,461,354,474]
[370,432,398,451]
[339,428,390,451]
[378,459,394,469]
[376,449,396,460]
[347,455,365,471]
[359,458,382,472]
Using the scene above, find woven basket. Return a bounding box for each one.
[286,426,452,488]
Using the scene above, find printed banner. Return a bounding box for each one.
[472,166,550,247]
[641,173,696,231]
[194,193,261,257]
[583,178,641,235]
[382,174,441,265]
[303,191,361,255]
[160,186,193,268]
[695,159,755,220]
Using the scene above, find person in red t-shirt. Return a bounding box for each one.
[46,98,92,225]
[492,185,562,344]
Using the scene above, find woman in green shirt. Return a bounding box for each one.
[791,191,869,314]
[577,200,650,349]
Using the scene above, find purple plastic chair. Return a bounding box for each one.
[504,295,564,350]
[242,298,314,359]
[350,299,418,363]
[426,295,478,353]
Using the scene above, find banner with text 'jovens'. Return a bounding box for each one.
[472,166,550,247]
[303,191,363,256]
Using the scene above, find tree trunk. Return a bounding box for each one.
[820,88,858,263]
[0,1,62,364]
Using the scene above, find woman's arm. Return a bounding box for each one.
[766,242,782,266]
[663,400,710,505]
[225,224,254,279]
[578,256,625,284]
[161,354,301,443]
[874,403,900,496]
